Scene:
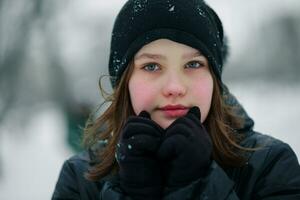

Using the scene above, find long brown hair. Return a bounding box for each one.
[83,61,248,181]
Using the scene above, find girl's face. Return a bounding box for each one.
[128,39,213,129]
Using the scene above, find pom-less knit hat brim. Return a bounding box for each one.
[108,0,227,88]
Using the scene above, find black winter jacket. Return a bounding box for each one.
[52,96,300,200]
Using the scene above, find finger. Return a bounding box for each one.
[165,121,191,138]
[164,106,201,134]
[187,106,201,121]
[165,116,206,141]
[138,110,151,119]
[121,122,162,139]
[124,114,164,137]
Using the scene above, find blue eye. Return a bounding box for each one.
[142,63,160,72]
[185,61,204,69]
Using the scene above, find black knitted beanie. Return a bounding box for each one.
[108,0,228,88]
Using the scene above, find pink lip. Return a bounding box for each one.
[159,105,189,118]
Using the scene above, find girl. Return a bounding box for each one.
[52,0,300,199]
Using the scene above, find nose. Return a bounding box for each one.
[162,71,187,98]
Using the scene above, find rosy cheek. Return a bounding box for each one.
[192,77,213,122]
[129,79,157,115]
[194,81,213,98]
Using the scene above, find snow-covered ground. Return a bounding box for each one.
[0,83,299,200]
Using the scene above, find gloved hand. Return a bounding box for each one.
[157,106,213,188]
[116,111,164,200]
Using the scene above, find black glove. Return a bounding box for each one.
[157,106,213,188]
[116,111,164,200]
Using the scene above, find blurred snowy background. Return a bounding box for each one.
[0,0,299,199]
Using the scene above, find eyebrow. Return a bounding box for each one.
[134,53,165,61]
[134,51,203,61]
[183,51,202,59]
